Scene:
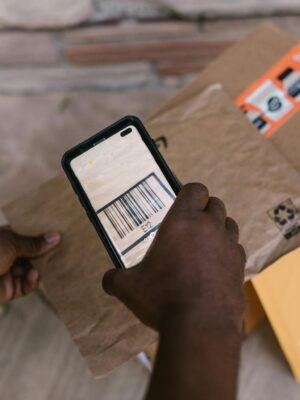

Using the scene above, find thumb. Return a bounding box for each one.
[11,231,61,259]
[102,265,140,303]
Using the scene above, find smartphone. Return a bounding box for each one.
[62,116,181,269]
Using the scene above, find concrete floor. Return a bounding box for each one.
[0,293,149,400]
[1,288,300,400]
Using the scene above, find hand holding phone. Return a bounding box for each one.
[102,183,246,332]
[62,116,181,269]
[102,183,245,400]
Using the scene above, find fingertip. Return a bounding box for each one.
[181,182,209,197]
[27,269,39,286]
[34,231,61,256]
[205,196,227,222]
[178,182,209,210]
[43,231,61,247]
[225,217,239,241]
[20,271,39,296]
[3,274,14,302]
[14,278,22,298]
[13,231,61,259]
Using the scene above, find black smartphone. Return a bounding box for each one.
[62,116,181,269]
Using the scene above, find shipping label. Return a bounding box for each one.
[236,44,300,138]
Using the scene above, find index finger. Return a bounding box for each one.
[171,183,209,215]
[205,197,227,223]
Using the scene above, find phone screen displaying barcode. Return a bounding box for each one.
[97,173,175,265]
[70,123,177,268]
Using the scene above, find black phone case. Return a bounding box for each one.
[61,115,181,269]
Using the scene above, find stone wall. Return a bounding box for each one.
[1,0,300,29]
[0,17,299,95]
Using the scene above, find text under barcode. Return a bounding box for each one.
[101,177,166,239]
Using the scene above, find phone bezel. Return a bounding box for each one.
[61,115,181,269]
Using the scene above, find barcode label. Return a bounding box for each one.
[97,173,175,258]
[103,179,165,239]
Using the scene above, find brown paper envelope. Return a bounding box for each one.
[146,85,300,278]
[2,174,156,377]
[4,86,300,377]
[149,23,300,173]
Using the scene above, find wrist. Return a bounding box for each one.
[155,306,242,400]
[159,305,243,338]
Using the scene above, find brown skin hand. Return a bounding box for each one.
[103,183,246,400]
[0,229,61,304]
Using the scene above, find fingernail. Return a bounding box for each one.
[4,275,13,301]
[44,231,61,245]
[28,269,39,283]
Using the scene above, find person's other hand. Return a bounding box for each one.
[0,229,61,305]
[103,183,246,333]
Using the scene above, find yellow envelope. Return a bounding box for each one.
[252,248,300,381]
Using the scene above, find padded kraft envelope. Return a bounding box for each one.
[252,248,300,382]
[146,85,300,278]
[4,86,300,377]
[150,23,300,174]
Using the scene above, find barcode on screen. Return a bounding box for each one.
[97,173,175,240]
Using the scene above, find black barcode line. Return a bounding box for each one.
[120,197,137,228]
[147,184,161,211]
[126,193,143,225]
[141,183,158,212]
[115,200,134,235]
[115,202,133,231]
[122,194,141,228]
[123,194,140,226]
[114,205,131,236]
[132,189,152,221]
[137,186,156,214]
[111,205,125,234]
[101,177,166,239]
[128,192,145,223]
[130,190,147,220]
[142,182,163,211]
[113,204,128,235]
[145,181,165,208]
[111,203,130,238]
[104,208,124,238]
[141,183,159,212]
[133,188,153,218]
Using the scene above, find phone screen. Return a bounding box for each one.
[70,125,176,268]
